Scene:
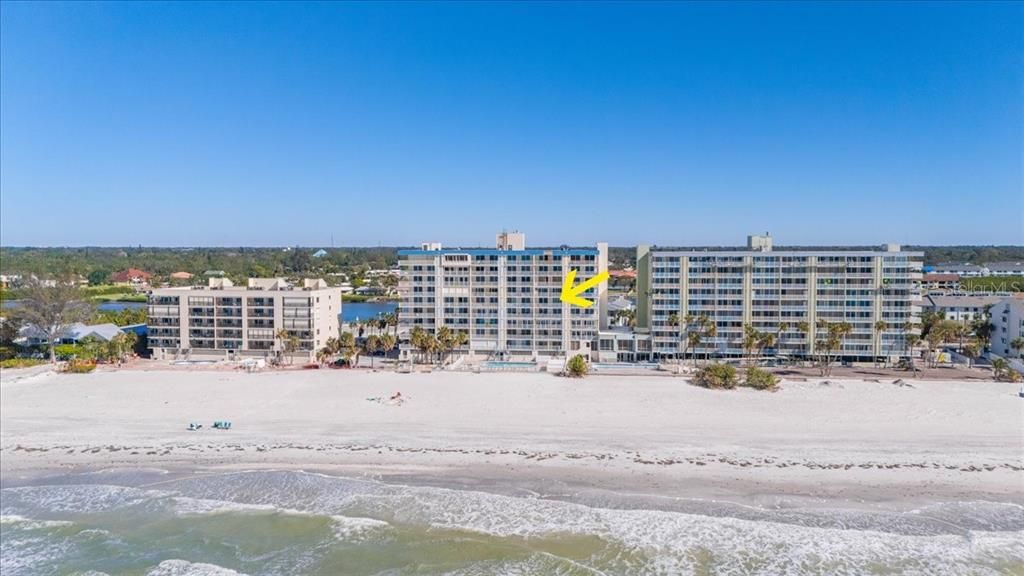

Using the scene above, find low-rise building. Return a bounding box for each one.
[147,277,341,361]
[986,262,1024,277]
[112,268,152,286]
[921,273,960,292]
[920,294,1005,323]
[19,322,125,346]
[931,263,988,277]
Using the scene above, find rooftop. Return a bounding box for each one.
[155,277,332,292]
[922,294,1007,309]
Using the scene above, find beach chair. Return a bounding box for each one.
[187,422,202,431]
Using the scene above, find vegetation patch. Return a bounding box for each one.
[693,363,738,389]
[62,360,97,373]
[566,354,589,378]
[742,366,780,390]
[0,358,47,369]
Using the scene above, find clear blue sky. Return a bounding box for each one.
[1,1,1021,247]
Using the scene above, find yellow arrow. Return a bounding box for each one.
[560,269,609,308]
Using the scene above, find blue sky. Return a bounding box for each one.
[1,1,1021,247]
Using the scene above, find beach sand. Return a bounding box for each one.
[2,366,1021,508]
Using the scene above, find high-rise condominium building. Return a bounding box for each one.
[635,235,922,361]
[398,232,608,360]
[148,277,341,361]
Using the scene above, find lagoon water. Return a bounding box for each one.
[2,469,1022,575]
[4,300,396,326]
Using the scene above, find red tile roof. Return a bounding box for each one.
[111,268,153,282]
[922,273,959,282]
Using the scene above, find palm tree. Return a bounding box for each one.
[315,346,331,366]
[905,333,921,374]
[324,336,341,364]
[990,358,1020,382]
[338,331,357,366]
[275,329,298,364]
[687,331,702,368]
[873,320,887,367]
[815,320,852,376]
[456,330,469,355]
[757,331,775,362]
[409,326,425,363]
[385,311,399,337]
[676,313,697,364]
[1010,336,1024,359]
[436,326,453,364]
[776,322,790,361]
[364,335,381,368]
[667,313,680,363]
[795,321,810,362]
[379,333,396,366]
[962,338,981,369]
[699,315,716,366]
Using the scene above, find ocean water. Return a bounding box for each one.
[1,469,1022,575]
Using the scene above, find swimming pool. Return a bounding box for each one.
[479,361,539,371]
[590,362,661,371]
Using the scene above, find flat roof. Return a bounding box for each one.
[923,294,1008,308]
[649,249,924,257]
[398,248,599,257]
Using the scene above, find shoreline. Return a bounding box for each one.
[3,368,1022,513]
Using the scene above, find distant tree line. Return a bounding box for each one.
[2,245,1022,283]
[0,246,399,285]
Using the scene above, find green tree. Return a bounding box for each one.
[667,313,680,362]
[743,366,780,390]
[15,277,94,363]
[776,322,790,361]
[315,346,331,365]
[1010,336,1024,359]
[363,335,381,368]
[795,321,811,360]
[699,316,717,365]
[275,328,300,364]
[873,320,888,366]
[904,333,921,374]
[379,333,396,365]
[693,363,738,389]
[87,269,111,286]
[815,320,852,376]
[566,354,588,378]
[338,331,357,366]
[991,358,1022,382]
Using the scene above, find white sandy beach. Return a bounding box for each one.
[2,366,1021,508]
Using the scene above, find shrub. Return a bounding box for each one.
[63,360,96,374]
[0,358,47,369]
[992,358,1023,382]
[742,366,780,390]
[54,344,89,360]
[566,354,589,378]
[693,363,738,389]
[0,346,17,361]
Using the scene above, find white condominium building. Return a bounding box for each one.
[635,235,923,361]
[398,232,609,360]
[148,277,341,361]
[989,298,1024,361]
